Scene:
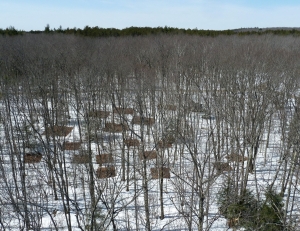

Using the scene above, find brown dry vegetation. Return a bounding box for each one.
[157,140,172,149]
[124,139,140,148]
[96,166,116,179]
[62,142,81,150]
[151,167,171,179]
[213,162,232,172]
[24,153,42,164]
[96,154,114,165]
[225,153,248,162]
[139,151,157,160]
[103,122,129,133]
[113,107,134,115]
[72,154,90,164]
[43,126,73,137]
[132,116,155,126]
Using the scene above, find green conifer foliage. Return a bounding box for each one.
[257,188,285,231]
[217,184,292,230]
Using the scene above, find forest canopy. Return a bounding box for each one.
[0,32,299,230]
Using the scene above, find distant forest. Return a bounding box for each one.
[1,25,300,37]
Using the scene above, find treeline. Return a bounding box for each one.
[0,26,23,36]
[2,25,300,37]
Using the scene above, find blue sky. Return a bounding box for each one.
[1,0,300,31]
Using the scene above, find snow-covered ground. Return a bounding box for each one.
[0,92,299,231]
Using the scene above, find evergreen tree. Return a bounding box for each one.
[217,184,292,230]
[257,188,285,231]
[44,24,50,33]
